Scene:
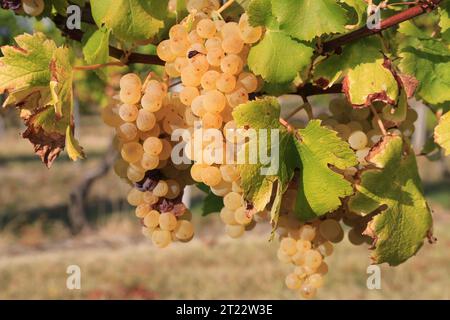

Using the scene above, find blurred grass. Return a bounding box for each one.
[0,116,449,299]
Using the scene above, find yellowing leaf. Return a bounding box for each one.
[343,59,399,106]
[233,97,297,216]
[90,0,164,42]
[294,120,358,221]
[248,31,314,83]
[0,33,81,167]
[434,112,450,156]
[349,136,433,266]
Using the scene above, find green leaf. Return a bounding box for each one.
[439,1,450,33]
[343,59,399,106]
[197,183,223,216]
[0,33,80,167]
[294,120,357,221]
[313,37,383,88]
[349,136,433,266]
[90,0,164,42]
[66,126,85,161]
[434,111,450,156]
[398,21,432,39]
[247,0,275,27]
[340,0,366,27]
[398,39,450,105]
[248,31,314,83]
[233,97,297,219]
[81,27,111,80]
[222,0,252,22]
[272,0,348,41]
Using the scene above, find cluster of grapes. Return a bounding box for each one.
[102,73,195,248]
[320,97,417,168]
[1,0,44,16]
[156,7,265,238]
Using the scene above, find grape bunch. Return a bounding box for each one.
[2,0,44,16]
[102,73,195,248]
[156,6,265,238]
[320,97,417,168]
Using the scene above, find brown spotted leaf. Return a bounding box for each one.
[0,33,84,167]
[349,135,433,266]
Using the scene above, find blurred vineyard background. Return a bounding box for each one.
[0,9,449,300]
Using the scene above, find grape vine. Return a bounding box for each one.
[0,0,448,299]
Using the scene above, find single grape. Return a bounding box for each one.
[144,210,160,228]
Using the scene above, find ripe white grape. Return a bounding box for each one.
[285,273,302,290]
[237,72,258,93]
[120,87,141,105]
[143,192,159,205]
[152,228,172,248]
[181,65,202,87]
[307,273,324,289]
[348,131,368,150]
[144,210,160,229]
[159,212,178,231]
[226,86,248,107]
[225,224,245,238]
[157,40,177,62]
[280,237,298,256]
[201,166,222,186]
[356,147,370,165]
[216,73,237,93]
[121,142,144,163]
[189,54,209,74]
[317,241,334,257]
[200,70,220,90]
[220,164,239,182]
[117,123,138,141]
[175,220,194,240]
[202,112,223,129]
[220,54,243,75]
[234,207,252,226]
[141,153,159,170]
[120,73,142,90]
[203,90,226,113]
[166,180,181,199]
[180,86,200,106]
[143,137,163,156]
[220,207,238,225]
[22,0,45,16]
[127,188,143,206]
[153,180,169,197]
[223,192,244,210]
[127,165,145,182]
[196,19,216,38]
[303,250,323,270]
[298,225,316,241]
[136,109,156,132]
[135,204,151,218]
[206,48,225,66]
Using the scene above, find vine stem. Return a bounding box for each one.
[218,0,235,14]
[369,105,388,136]
[321,0,442,53]
[73,61,125,71]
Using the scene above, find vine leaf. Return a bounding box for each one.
[340,0,367,27]
[0,33,84,167]
[434,111,450,156]
[247,0,314,84]
[343,59,399,106]
[294,120,357,221]
[349,135,433,266]
[398,39,450,105]
[90,0,164,42]
[272,0,348,41]
[313,37,383,88]
[248,31,314,84]
[233,97,297,222]
[233,98,356,225]
[197,183,223,216]
[81,27,111,79]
